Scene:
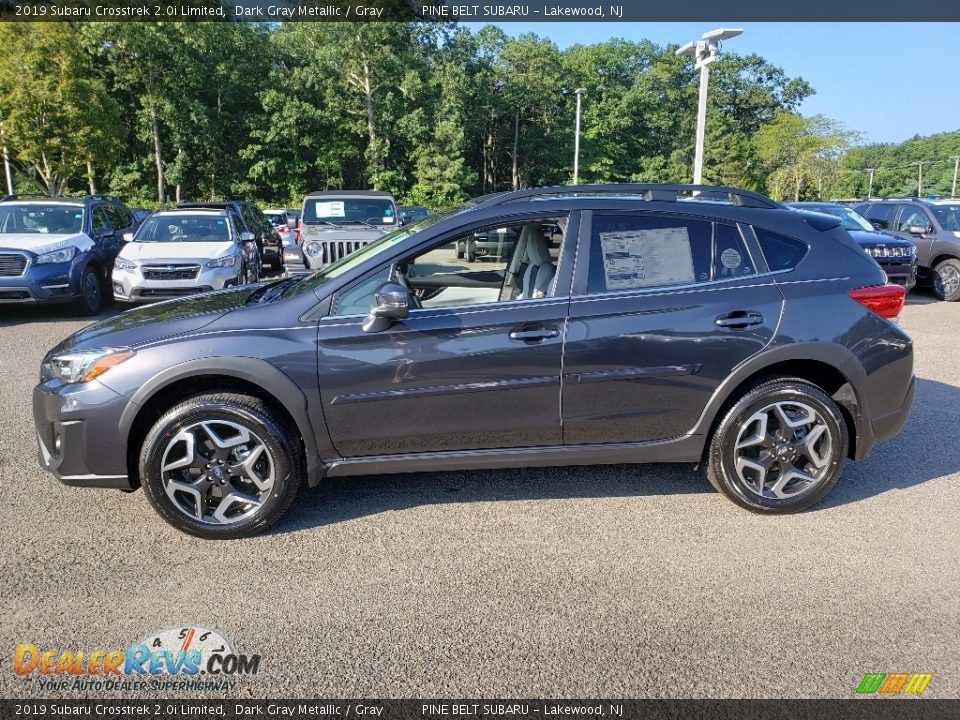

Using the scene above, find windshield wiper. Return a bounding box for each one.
[304,220,344,230]
[342,219,380,230]
[245,275,305,305]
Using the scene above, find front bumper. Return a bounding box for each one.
[877,257,918,290]
[112,264,240,303]
[33,379,134,489]
[0,261,79,304]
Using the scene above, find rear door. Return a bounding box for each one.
[562,211,783,445]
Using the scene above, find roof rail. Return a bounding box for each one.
[85,194,124,203]
[471,183,782,210]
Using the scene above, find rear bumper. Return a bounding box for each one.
[870,374,915,444]
[33,379,135,489]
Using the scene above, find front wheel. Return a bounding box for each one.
[75,265,103,316]
[932,258,960,301]
[139,393,304,539]
[705,378,848,513]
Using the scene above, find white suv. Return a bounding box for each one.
[112,209,258,303]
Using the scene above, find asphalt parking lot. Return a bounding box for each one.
[0,293,957,699]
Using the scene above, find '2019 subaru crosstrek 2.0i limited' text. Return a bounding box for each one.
[34,184,915,539]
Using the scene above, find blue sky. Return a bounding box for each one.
[462,22,960,145]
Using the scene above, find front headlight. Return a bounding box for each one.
[206,255,238,268]
[35,247,76,265]
[41,348,135,384]
[114,256,137,270]
[305,242,320,257]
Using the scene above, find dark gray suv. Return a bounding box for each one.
[855,198,960,301]
[34,184,915,539]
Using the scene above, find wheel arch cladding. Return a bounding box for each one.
[694,349,864,462]
[119,358,318,488]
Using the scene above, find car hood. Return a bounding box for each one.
[120,241,235,261]
[52,285,258,354]
[0,232,89,255]
[848,229,914,247]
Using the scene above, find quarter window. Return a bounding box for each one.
[754,227,808,271]
[860,203,893,230]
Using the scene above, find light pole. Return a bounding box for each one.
[866,168,875,198]
[951,156,959,198]
[573,88,586,185]
[0,122,12,196]
[676,28,743,185]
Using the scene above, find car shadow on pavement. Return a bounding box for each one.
[814,376,960,510]
[277,461,710,534]
[273,376,956,533]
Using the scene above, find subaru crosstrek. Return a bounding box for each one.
[0,195,137,314]
[34,184,915,539]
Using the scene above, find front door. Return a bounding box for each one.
[317,216,573,458]
[562,212,784,445]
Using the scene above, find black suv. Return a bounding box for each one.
[34,184,914,539]
[787,202,917,289]
[178,200,283,276]
[855,198,960,300]
[0,194,138,314]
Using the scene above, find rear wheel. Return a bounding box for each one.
[705,378,848,513]
[139,393,304,539]
[932,258,960,301]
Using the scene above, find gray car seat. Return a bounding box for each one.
[522,230,555,299]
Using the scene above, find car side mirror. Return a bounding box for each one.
[362,282,411,333]
[907,225,931,236]
[240,231,255,242]
[122,232,134,242]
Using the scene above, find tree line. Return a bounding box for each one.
[0,21,955,208]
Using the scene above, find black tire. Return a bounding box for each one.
[139,393,304,539]
[456,242,465,259]
[705,377,848,514]
[932,258,960,301]
[75,265,103,316]
[465,248,476,263]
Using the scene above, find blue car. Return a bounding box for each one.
[0,195,137,314]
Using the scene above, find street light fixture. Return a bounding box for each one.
[573,88,586,185]
[676,27,743,185]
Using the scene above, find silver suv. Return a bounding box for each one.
[855,198,960,301]
[298,191,399,271]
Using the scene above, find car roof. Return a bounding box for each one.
[305,190,395,199]
[153,208,227,216]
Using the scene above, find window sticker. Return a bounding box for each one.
[599,227,695,290]
[382,216,395,224]
[720,247,742,269]
[315,200,345,217]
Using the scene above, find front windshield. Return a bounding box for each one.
[281,205,466,300]
[804,205,874,232]
[302,197,397,226]
[135,213,232,242]
[265,213,288,228]
[0,203,84,234]
[932,204,960,232]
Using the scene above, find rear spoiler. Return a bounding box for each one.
[792,209,843,232]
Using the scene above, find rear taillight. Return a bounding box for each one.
[295,220,301,242]
[849,284,906,319]
[277,225,288,232]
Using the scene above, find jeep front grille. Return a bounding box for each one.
[307,240,369,268]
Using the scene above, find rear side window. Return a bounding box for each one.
[860,203,894,230]
[587,214,713,293]
[754,227,808,271]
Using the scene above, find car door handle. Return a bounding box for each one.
[509,326,560,342]
[715,311,764,329]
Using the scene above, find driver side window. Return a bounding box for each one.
[333,217,567,316]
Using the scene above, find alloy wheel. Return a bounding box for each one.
[936,264,960,298]
[84,270,100,310]
[160,420,275,525]
[732,401,833,500]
